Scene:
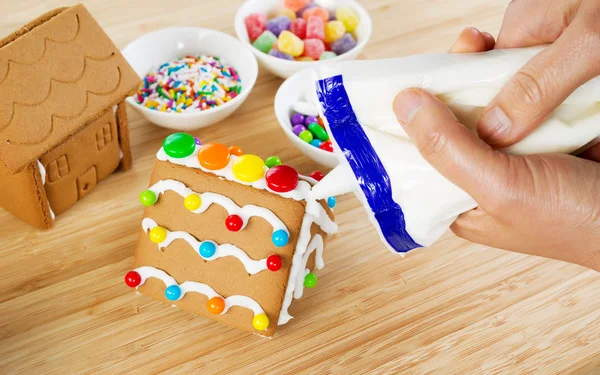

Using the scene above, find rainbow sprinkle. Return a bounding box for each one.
[135,55,242,113]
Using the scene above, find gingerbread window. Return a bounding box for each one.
[96,123,113,151]
[46,155,70,183]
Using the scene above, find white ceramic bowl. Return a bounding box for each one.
[122,27,258,130]
[235,0,372,79]
[275,68,339,167]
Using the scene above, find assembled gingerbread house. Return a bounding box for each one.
[125,133,338,336]
[0,4,140,228]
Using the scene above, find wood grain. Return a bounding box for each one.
[1,0,599,374]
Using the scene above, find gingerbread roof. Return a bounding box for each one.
[0,4,140,172]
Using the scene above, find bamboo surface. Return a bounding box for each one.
[1,0,599,374]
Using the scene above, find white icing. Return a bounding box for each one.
[148,179,288,233]
[293,234,324,299]
[157,148,321,214]
[298,174,318,186]
[134,266,266,316]
[36,159,55,220]
[142,218,269,275]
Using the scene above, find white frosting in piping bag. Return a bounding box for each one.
[148,179,288,233]
[36,159,55,220]
[134,266,266,316]
[142,217,269,275]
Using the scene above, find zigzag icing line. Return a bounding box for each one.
[134,266,266,317]
[148,179,288,233]
[142,218,269,275]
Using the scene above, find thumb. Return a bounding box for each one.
[393,88,510,203]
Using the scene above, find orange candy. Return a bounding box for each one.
[228,145,243,156]
[207,296,226,314]
[198,143,230,170]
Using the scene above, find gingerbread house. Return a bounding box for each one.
[125,134,338,336]
[0,4,140,228]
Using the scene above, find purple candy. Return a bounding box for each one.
[269,49,294,60]
[297,3,317,17]
[328,10,336,20]
[331,33,357,55]
[291,113,305,125]
[305,115,318,126]
[194,137,202,145]
[266,16,291,37]
[292,124,307,136]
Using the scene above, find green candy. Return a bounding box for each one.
[163,133,196,158]
[304,272,318,288]
[308,123,329,142]
[139,190,157,206]
[265,156,282,168]
[319,51,337,60]
[298,130,314,143]
[252,30,277,54]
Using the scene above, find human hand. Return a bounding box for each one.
[393,88,600,271]
[450,0,600,160]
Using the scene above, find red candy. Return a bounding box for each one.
[303,39,325,59]
[265,165,299,193]
[226,214,244,231]
[125,271,141,288]
[310,171,324,181]
[245,13,267,41]
[303,7,330,23]
[267,255,282,271]
[306,16,325,40]
[319,141,333,152]
[290,18,307,39]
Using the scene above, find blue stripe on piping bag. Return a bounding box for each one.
[316,75,421,253]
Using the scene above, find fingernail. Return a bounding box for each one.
[479,106,512,144]
[394,90,422,125]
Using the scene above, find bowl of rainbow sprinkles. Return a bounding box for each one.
[122,27,258,130]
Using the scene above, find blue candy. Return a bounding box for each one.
[199,241,217,258]
[310,139,323,147]
[272,229,289,247]
[165,285,182,301]
[327,196,337,208]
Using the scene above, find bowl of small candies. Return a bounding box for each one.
[235,0,372,79]
[122,27,258,130]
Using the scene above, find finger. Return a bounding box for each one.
[449,27,490,53]
[450,208,504,247]
[393,88,511,203]
[580,142,600,162]
[481,32,496,50]
[478,23,600,147]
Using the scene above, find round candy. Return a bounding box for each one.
[199,241,217,258]
[165,285,182,301]
[310,171,324,181]
[226,214,244,232]
[124,271,141,287]
[184,193,202,211]
[163,133,196,159]
[305,115,318,126]
[292,124,307,136]
[232,154,265,182]
[206,296,226,314]
[265,165,299,193]
[267,255,282,271]
[197,143,230,170]
[271,229,290,247]
[319,141,333,152]
[252,313,270,331]
[310,139,322,147]
[308,122,329,141]
[265,156,282,168]
[228,145,243,156]
[299,129,314,143]
[139,190,157,207]
[149,226,167,243]
[194,137,202,145]
[327,196,337,208]
[291,113,305,125]
[304,272,318,288]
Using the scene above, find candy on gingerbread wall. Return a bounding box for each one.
[0,4,141,228]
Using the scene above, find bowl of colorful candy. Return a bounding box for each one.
[274,68,338,167]
[122,27,258,130]
[235,0,372,79]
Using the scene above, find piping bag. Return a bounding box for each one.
[305,46,600,255]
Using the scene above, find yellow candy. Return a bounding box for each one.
[149,226,167,243]
[296,56,314,61]
[277,30,304,57]
[252,313,270,331]
[280,8,297,20]
[324,20,346,43]
[336,7,359,32]
[184,194,202,211]
[232,154,265,182]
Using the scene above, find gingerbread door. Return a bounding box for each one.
[39,108,121,216]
